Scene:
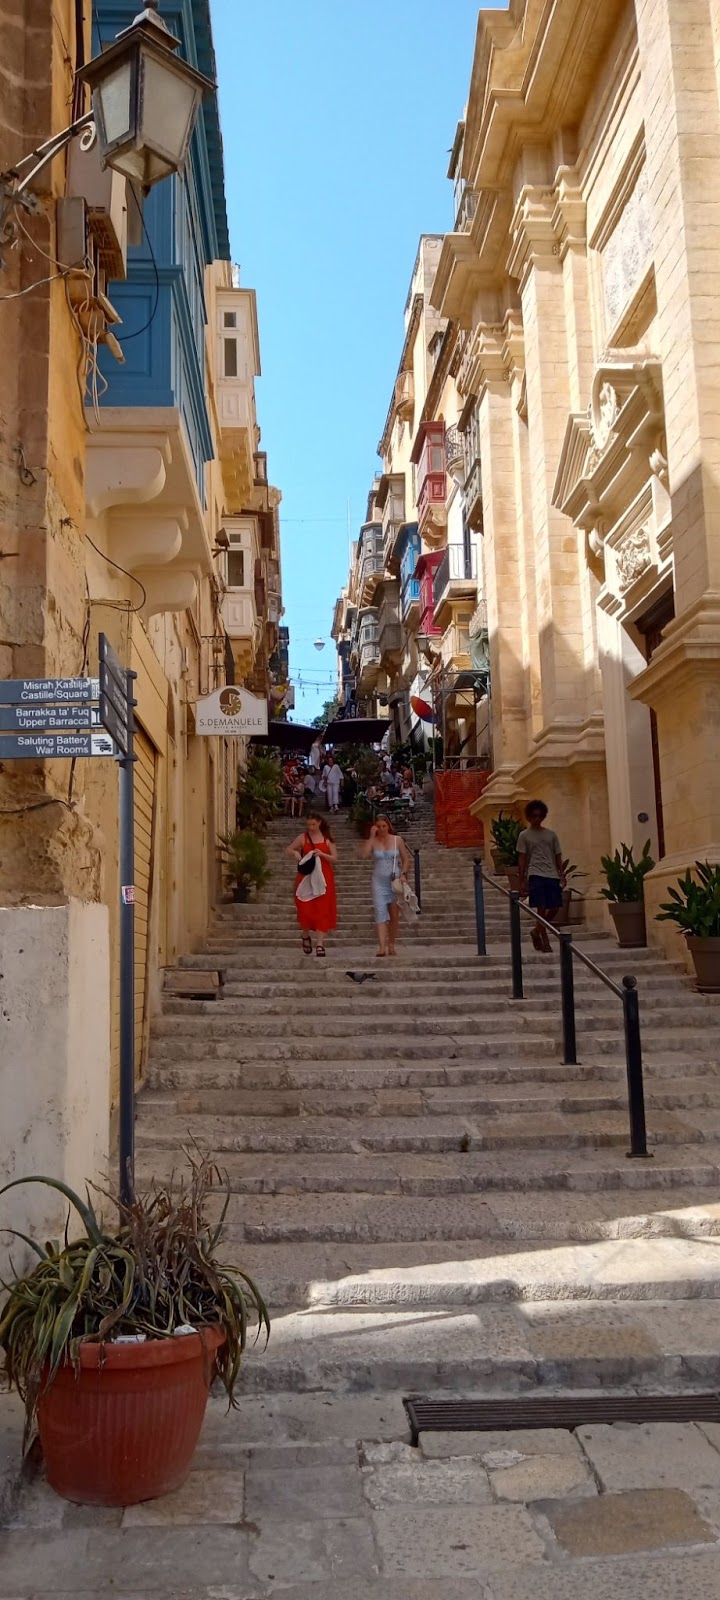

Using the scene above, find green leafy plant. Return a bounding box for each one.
[218,830,270,898]
[600,840,655,902]
[349,793,374,833]
[236,753,283,834]
[658,862,720,938]
[490,813,523,865]
[0,1154,270,1444]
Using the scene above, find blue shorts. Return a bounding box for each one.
[528,875,563,910]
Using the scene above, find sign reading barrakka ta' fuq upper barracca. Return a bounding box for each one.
[194,687,269,737]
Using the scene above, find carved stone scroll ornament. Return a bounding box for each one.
[649,437,669,487]
[616,526,652,592]
[589,381,619,453]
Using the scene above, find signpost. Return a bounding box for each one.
[0,639,136,1204]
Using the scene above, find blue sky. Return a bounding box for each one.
[212,0,492,724]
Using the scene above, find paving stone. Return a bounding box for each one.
[372,1503,546,1576]
[248,1515,378,1586]
[478,1550,720,1600]
[520,1304,661,1360]
[121,1469,245,1527]
[576,1422,720,1491]
[245,1463,365,1521]
[635,1301,720,1355]
[420,1427,590,1463]
[198,1390,410,1449]
[362,1449,492,1508]
[542,1487,715,1556]
[0,1528,252,1592]
[490,1453,596,1502]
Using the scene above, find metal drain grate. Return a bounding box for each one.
[405,1393,720,1446]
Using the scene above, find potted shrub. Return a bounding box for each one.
[561,860,587,926]
[600,839,654,948]
[0,1155,269,1507]
[218,829,270,901]
[658,861,720,992]
[490,813,523,888]
[349,792,374,838]
[235,753,283,835]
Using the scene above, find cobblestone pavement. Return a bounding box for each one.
[3,1392,720,1596]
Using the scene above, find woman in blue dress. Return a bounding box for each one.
[360,815,412,957]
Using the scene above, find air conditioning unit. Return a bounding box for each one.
[67,134,128,281]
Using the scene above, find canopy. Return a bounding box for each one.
[250,721,317,753]
[323,717,388,746]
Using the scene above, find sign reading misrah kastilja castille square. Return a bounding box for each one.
[194,687,269,737]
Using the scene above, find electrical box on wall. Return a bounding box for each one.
[67,135,128,280]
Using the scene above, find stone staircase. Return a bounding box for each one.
[137,807,720,1399]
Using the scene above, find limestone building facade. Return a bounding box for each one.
[432,0,720,951]
[0,0,282,1258]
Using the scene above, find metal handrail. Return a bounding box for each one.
[473,861,649,1159]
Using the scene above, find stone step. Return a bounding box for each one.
[146,1054,720,1093]
[179,946,680,973]
[140,1078,720,1123]
[152,1003,710,1038]
[210,1239,720,1320]
[135,1106,696,1154]
[214,1186,720,1248]
[135,1140,720,1197]
[147,1028,713,1064]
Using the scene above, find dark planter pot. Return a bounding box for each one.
[562,889,585,926]
[608,899,647,948]
[354,820,372,838]
[232,884,250,902]
[37,1327,225,1507]
[687,935,720,993]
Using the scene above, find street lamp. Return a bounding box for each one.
[0,1,213,263]
[78,2,214,192]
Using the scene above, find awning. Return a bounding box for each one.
[250,721,317,753]
[323,717,388,746]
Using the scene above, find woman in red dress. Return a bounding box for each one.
[287,811,338,958]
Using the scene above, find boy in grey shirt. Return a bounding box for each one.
[517,800,566,951]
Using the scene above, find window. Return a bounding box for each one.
[224,338,238,378]
[223,311,237,328]
[227,549,245,588]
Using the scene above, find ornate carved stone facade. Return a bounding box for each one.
[433,0,720,964]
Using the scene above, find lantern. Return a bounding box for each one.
[78,2,214,192]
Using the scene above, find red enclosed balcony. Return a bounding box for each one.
[415,550,443,637]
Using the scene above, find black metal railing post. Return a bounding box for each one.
[559,931,578,1066]
[413,848,422,911]
[509,891,523,999]
[473,859,486,957]
[623,975,650,1158]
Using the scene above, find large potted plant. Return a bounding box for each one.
[236,753,283,835]
[0,1156,269,1507]
[349,792,374,838]
[600,839,654,948]
[490,813,523,889]
[218,828,271,902]
[658,861,720,992]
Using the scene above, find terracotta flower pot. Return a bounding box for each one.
[608,900,647,948]
[37,1326,224,1507]
[506,866,521,893]
[687,935,720,993]
[491,849,510,876]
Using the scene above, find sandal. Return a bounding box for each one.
[315,944,326,958]
[302,935,312,955]
[530,927,543,952]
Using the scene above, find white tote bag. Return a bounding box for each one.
[296,850,327,903]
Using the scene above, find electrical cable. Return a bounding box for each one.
[84,530,147,611]
[0,270,70,300]
[115,189,160,346]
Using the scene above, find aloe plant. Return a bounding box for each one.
[600,840,654,902]
[0,1154,270,1443]
[658,862,720,938]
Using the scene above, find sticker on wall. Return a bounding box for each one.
[194,686,269,737]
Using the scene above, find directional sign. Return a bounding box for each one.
[0,731,117,760]
[100,693,128,755]
[100,669,128,726]
[99,636,127,693]
[0,678,100,705]
[0,705,101,732]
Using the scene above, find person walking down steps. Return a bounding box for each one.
[360,815,411,958]
[517,798,566,953]
[288,812,338,958]
[320,753,343,813]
